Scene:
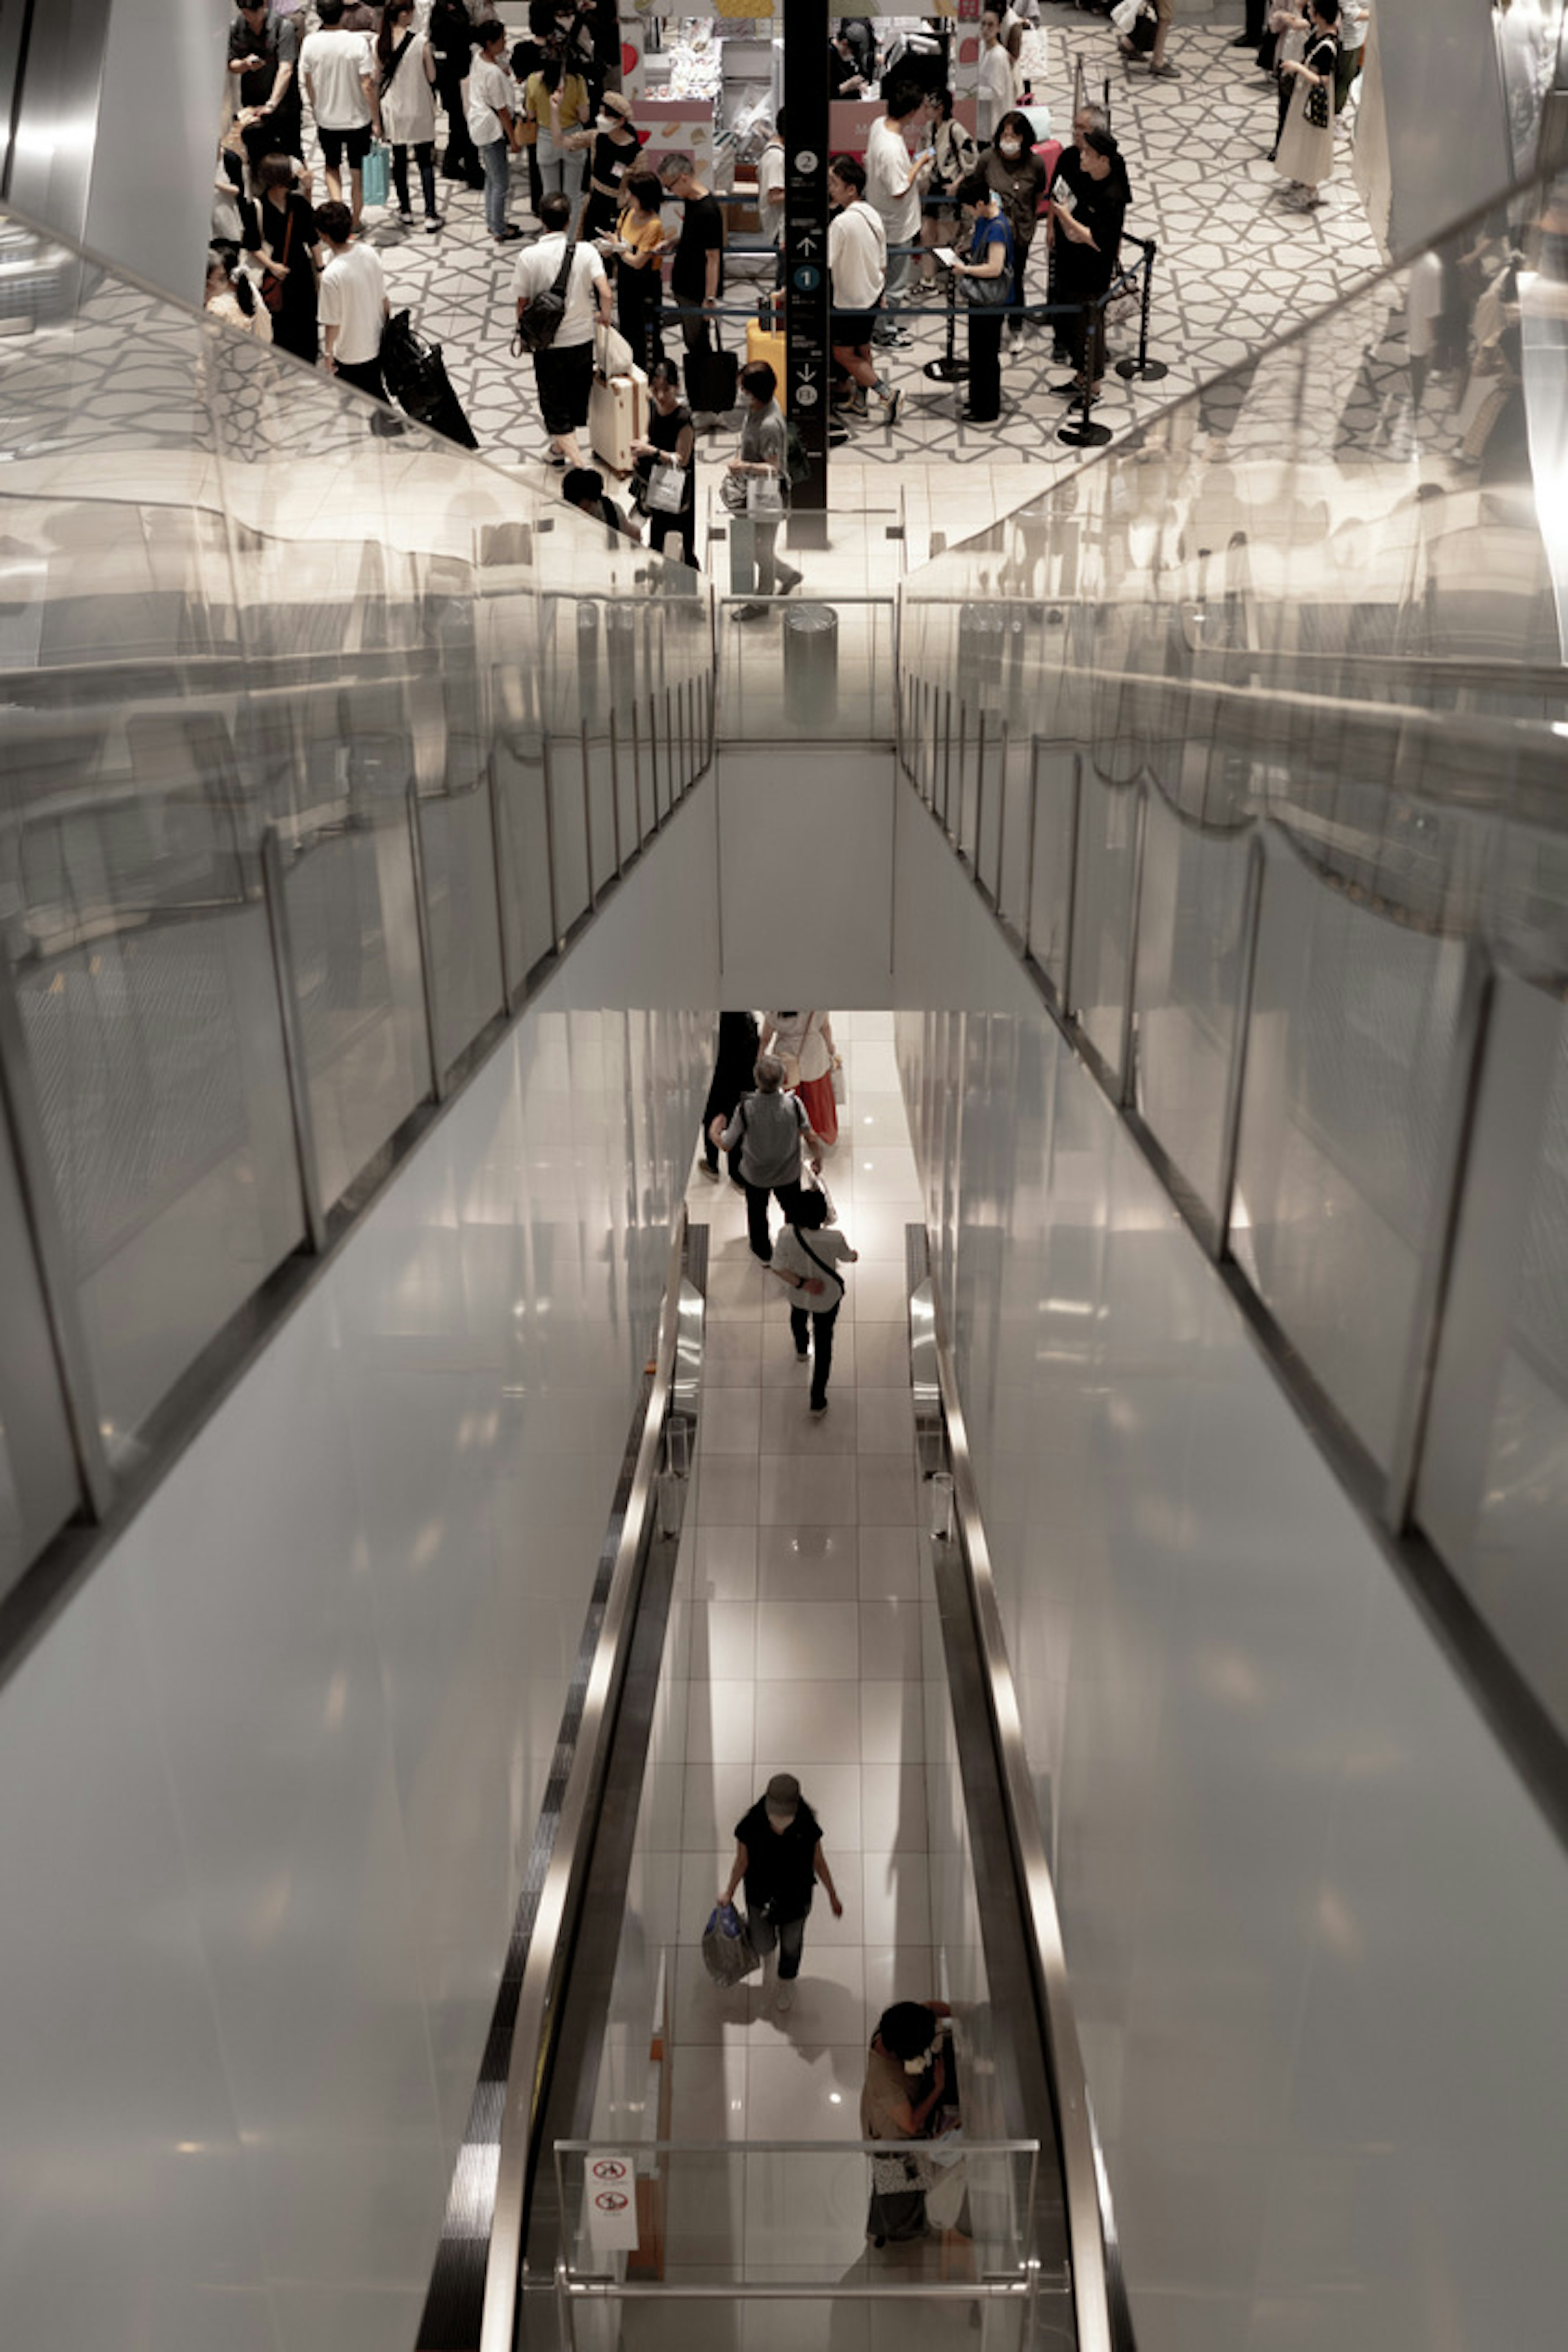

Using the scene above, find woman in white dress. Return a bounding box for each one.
[1272,0,1339,208]
[761,1010,841,1148]
[376,0,444,231]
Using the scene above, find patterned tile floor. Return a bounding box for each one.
[317,20,1385,561]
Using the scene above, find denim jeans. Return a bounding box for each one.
[534,129,575,205]
[748,1909,806,1979]
[480,138,509,237]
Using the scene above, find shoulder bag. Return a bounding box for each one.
[1304,50,1333,128]
[961,226,1013,307]
[512,234,577,354]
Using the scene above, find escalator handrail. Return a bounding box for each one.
[914,1273,1127,2352]
[478,1210,691,2352]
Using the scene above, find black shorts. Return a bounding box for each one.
[532,338,594,435]
[318,121,373,171]
[831,307,880,345]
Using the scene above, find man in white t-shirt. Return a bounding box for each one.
[316,200,390,399]
[864,83,931,341]
[826,156,899,425]
[512,189,612,467]
[300,0,375,223]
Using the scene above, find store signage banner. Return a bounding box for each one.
[782,0,831,508]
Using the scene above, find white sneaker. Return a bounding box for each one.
[776,1985,793,2012]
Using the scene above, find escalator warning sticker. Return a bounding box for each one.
[587,2153,641,2251]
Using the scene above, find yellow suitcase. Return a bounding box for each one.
[746,318,787,413]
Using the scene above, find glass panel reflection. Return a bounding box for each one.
[0,194,714,1545]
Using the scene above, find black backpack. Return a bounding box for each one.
[512,236,577,356]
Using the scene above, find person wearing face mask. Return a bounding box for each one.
[576,89,641,238]
[983,109,1047,335]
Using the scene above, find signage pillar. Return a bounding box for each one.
[782,0,831,535]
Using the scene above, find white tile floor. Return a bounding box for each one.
[648,1011,958,2284]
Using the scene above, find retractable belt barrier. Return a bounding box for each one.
[680,231,1165,443]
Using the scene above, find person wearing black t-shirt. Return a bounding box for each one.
[658,152,726,420]
[430,0,482,186]
[1049,127,1128,405]
[255,154,321,363]
[631,361,699,571]
[722,1774,844,2011]
[227,2,303,176]
[579,91,641,237]
[1046,103,1104,365]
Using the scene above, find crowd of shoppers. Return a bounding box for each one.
[209,3,1378,542]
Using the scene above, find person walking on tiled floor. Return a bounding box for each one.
[768,1189,858,1418]
[712,1053,825,1263]
[722,1773,845,2013]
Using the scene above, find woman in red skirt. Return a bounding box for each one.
[762,1009,841,1148]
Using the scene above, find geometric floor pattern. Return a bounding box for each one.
[338,17,1386,536]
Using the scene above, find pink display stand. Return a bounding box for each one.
[635,94,716,175]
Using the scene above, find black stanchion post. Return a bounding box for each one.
[1115,236,1168,384]
[923,252,969,385]
[1056,292,1114,450]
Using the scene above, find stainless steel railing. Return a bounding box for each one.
[477,1231,703,2352]
[910,1266,1127,2352]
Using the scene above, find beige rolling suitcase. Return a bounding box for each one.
[588,326,648,477]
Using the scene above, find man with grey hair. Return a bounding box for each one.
[710,1054,825,1263]
[659,151,726,423]
[1047,100,1108,365]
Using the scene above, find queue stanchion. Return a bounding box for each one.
[1056,292,1114,450]
[923,254,969,385]
[1115,236,1168,384]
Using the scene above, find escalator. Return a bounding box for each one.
[410,1207,1127,2352]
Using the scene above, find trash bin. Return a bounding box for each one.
[783,601,838,729]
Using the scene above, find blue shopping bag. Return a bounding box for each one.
[362,140,390,209]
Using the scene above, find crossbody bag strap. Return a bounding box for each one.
[382,30,416,89]
[550,231,577,298]
[794,1230,844,1295]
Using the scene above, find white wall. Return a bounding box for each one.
[891,799,1568,2352]
[715,748,899,1007]
[85,0,227,299]
[0,805,719,2352]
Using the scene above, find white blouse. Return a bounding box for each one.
[766,1011,832,1082]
